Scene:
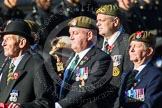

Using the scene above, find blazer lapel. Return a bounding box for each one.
[111,33,123,55]
[77,46,96,68]
[64,53,75,69]
[133,64,152,88]
[1,52,32,102]
[0,60,10,91]
[119,68,132,97]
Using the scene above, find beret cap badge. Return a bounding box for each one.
[135,31,142,39]
[71,19,77,26]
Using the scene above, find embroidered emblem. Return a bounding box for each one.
[9,89,19,102]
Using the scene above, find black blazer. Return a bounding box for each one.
[57,46,113,108]
[119,63,162,108]
[0,52,55,108]
[97,33,133,87]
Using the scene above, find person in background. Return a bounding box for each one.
[96,4,133,107]
[55,16,113,108]
[119,31,162,108]
[49,36,73,78]
[0,19,55,108]
[0,0,25,27]
[53,0,98,19]
[25,0,53,27]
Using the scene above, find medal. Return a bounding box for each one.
[56,63,64,72]
[79,77,85,88]
[112,66,120,76]
[9,90,19,102]
[75,73,80,81]
[112,55,122,66]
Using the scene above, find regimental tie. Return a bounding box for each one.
[7,63,15,85]
[125,70,139,90]
[59,55,80,98]
[103,41,110,54]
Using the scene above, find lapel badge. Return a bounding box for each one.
[134,79,141,87]
[80,56,89,65]
[9,89,19,102]
[13,72,19,80]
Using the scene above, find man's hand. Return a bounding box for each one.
[8,102,21,108]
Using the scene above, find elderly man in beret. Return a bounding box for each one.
[119,31,162,108]
[0,19,55,108]
[96,4,133,107]
[55,16,113,108]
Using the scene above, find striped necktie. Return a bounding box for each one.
[125,70,139,90]
[103,41,110,54]
[59,55,80,98]
[7,63,15,85]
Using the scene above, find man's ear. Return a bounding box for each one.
[147,47,154,56]
[113,17,120,27]
[19,38,27,48]
[87,31,93,41]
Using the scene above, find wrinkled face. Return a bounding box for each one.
[1,34,21,58]
[69,27,90,53]
[129,41,149,63]
[96,14,116,37]
[36,0,52,10]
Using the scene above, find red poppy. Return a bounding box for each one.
[83,56,88,60]
[13,72,19,80]
[107,45,114,51]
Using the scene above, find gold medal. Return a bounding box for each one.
[56,63,64,72]
[112,66,120,76]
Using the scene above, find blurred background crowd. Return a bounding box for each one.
[0,0,162,70]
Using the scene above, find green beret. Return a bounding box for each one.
[68,16,97,30]
[96,4,120,17]
[129,31,156,46]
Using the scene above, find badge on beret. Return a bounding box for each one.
[9,89,19,102]
[71,19,77,26]
[112,66,120,76]
[135,31,142,39]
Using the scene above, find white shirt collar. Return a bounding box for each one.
[10,53,27,72]
[104,27,122,46]
[134,59,151,78]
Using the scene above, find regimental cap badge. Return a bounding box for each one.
[70,19,77,26]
